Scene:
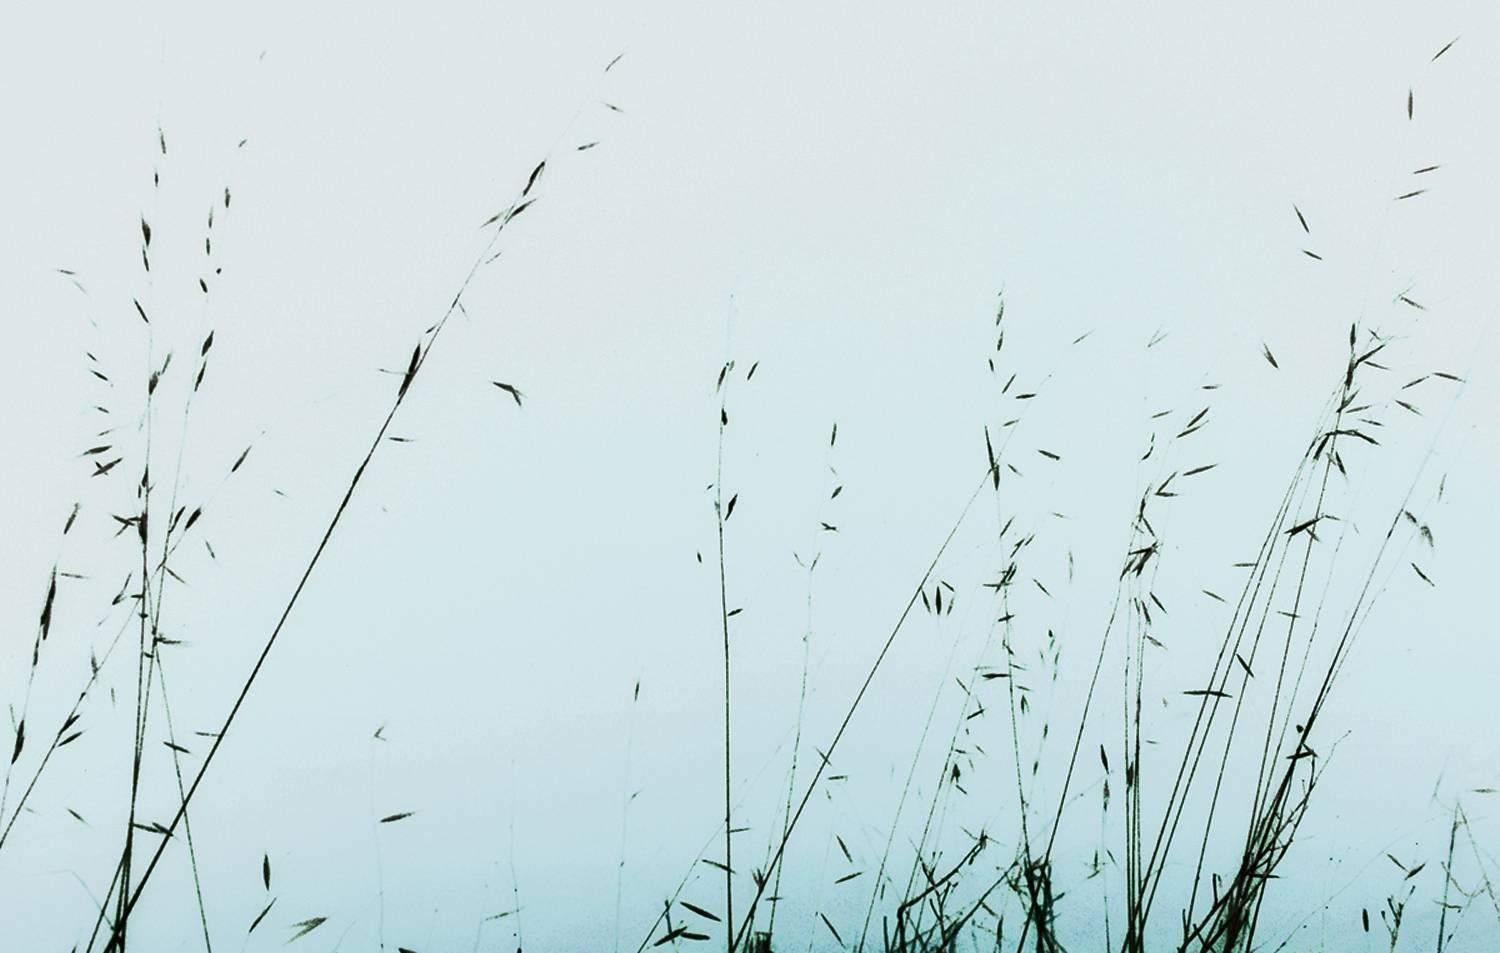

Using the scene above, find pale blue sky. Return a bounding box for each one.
[2,3,1499,951]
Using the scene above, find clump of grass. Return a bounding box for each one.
[0,59,631,950]
[686,308,1470,952]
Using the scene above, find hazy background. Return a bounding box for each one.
[2,2,1499,950]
